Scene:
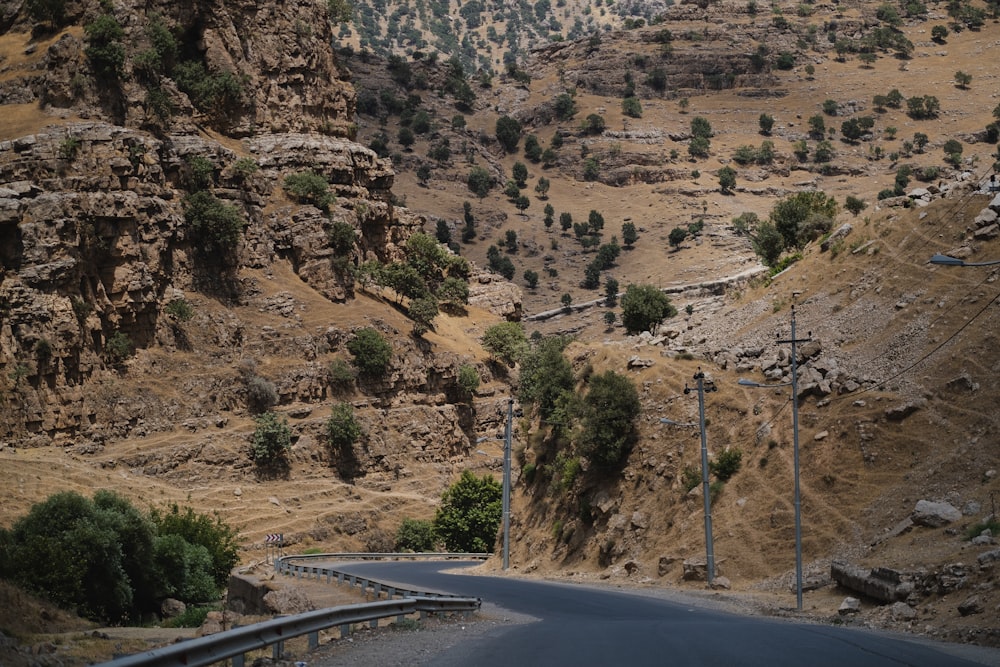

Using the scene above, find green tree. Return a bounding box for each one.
[845,195,867,216]
[769,191,838,249]
[481,321,527,366]
[554,92,578,120]
[583,113,606,134]
[690,116,713,138]
[512,161,528,187]
[535,176,550,198]
[184,191,245,255]
[688,136,710,158]
[326,402,362,474]
[620,284,676,334]
[954,71,972,89]
[433,471,502,552]
[395,518,437,552]
[467,166,493,198]
[751,220,785,266]
[931,24,948,43]
[560,211,573,233]
[710,447,743,481]
[148,503,239,591]
[668,226,688,249]
[524,269,539,288]
[496,115,522,152]
[250,412,292,465]
[518,335,574,419]
[622,222,638,247]
[85,14,125,80]
[347,327,393,377]
[759,113,774,135]
[26,0,68,26]
[718,166,737,193]
[524,134,543,162]
[579,371,641,467]
[622,97,642,118]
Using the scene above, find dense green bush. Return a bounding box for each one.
[710,447,743,481]
[326,402,361,457]
[395,518,437,552]
[26,0,68,26]
[85,14,125,79]
[495,115,522,152]
[467,166,493,198]
[481,321,527,366]
[620,284,676,334]
[457,363,480,397]
[0,492,237,625]
[433,471,502,552]
[250,412,292,465]
[184,191,245,254]
[579,371,641,468]
[174,61,244,117]
[347,327,393,377]
[517,335,574,420]
[283,171,334,211]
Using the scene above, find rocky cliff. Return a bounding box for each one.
[0,1,519,448]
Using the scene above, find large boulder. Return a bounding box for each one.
[911,500,962,527]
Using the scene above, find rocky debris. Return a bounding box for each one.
[885,399,925,422]
[820,223,852,252]
[627,356,655,369]
[978,548,1000,568]
[831,561,912,603]
[911,500,962,527]
[682,558,718,582]
[890,601,917,621]
[958,595,984,616]
[839,597,862,615]
[468,271,523,321]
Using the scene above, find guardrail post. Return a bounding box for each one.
[326,570,332,584]
[373,582,381,599]
[338,572,345,585]
[233,654,245,667]
[396,613,406,624]
[349,575,356,586]
[308,630,319,650]
[369,618,378,629]
[340,623,350,638]
[387,586,396,598]
[272,640,283,660]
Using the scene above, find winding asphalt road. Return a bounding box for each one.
[327,560,1000,667]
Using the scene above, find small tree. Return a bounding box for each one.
[481,321,527,366]
[604,310,617,328]
[668,226,688,249]
[759,113,774,135]
[622,222,638,247]
[495,115,522,152]
[954,71,972,89]
[579,371,641,467]
[395,518,437,552]
[931,24,948,43]
[524,269,539,288]
[845,195,867,216]
[718,166,737,193]
[250,412,292,465]
[710,447,743,481]
[457,363,480,397]
[467,166,493,198]
[347,327,393,377]
[535,176,550,198]
[512,161,528,187]
[283,171,334,211]
[622,97,642,118]
[620,283,676,334]
[433,471,502,552]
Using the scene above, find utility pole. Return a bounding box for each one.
[502,398,513,571]
[778,305,811,611]
[685,369,717,587]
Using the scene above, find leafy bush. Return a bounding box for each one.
[347,327,393,377]
[467,166,493,198]
[457,364,480,397]
[481,321,527,366]
[186,156,216,191]
[174,61,244,117]
[433,471,502,553]
[0,492,237,625]
[165,298,194,321]
[246,376,277,413]
[250,412,292,464]
[26,0,67,26]
[495,115,522,152]
[395,518,437,552]
[710,447,743,481]
[682,466,701,492]
[620,284,676,334]
[163,605,214,628]
[105,331,134,364]
[518,335,574,420]
[327,358,356,391]
[326,402,361,455]
[579,371,641,467]
[184,191,245,253]
[85,14,125,79]
[622,97,642,118]
[283,171,334,211]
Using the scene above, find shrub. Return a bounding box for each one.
[579,371,641,467]
[184,191,245,254]
[457,364,480,397]
[845,196,867,216]
[822,99,838,116]
[620,284,676,334]
[554,92,577,120]
[105,331,133,364]
[759,113,774,135]
[174,61,244,116]
[163,605,214,628]
[327,358,355,391]
[165,298,194,321]
[622,97,642,118]
[395,518,437,552]
[710,447,743,481]
[283,171,334,211]
[326,402,361,457]
[250,412,291,464]
[495,115,522,152]
[26,0,67,26]
[433,471,502,552]
[84,14,125,79]
[246,376,277,413]
[347,328,392,378]
[481,321,527,366]
[467,166,493,198]
[582,113,606,134]
[59,136,80,160]
[682,466,701,492]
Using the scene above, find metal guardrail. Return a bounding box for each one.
[96,553,483,667]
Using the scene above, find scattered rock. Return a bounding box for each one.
[957,595,984,616]
[161,598,186,619]
[839,597,861,615]
[911,500,962,528]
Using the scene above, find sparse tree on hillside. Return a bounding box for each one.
[579,371,641,468]
[495,115,522,152]
[433,471,502,553]
[668,226,688,249]
[481,321,527,366]
[622,222,638,248]
[718,166,737,193]
[954,71,972,89]
[759,113,774,135]
[620,283,676,334]
[845,195,867,216]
